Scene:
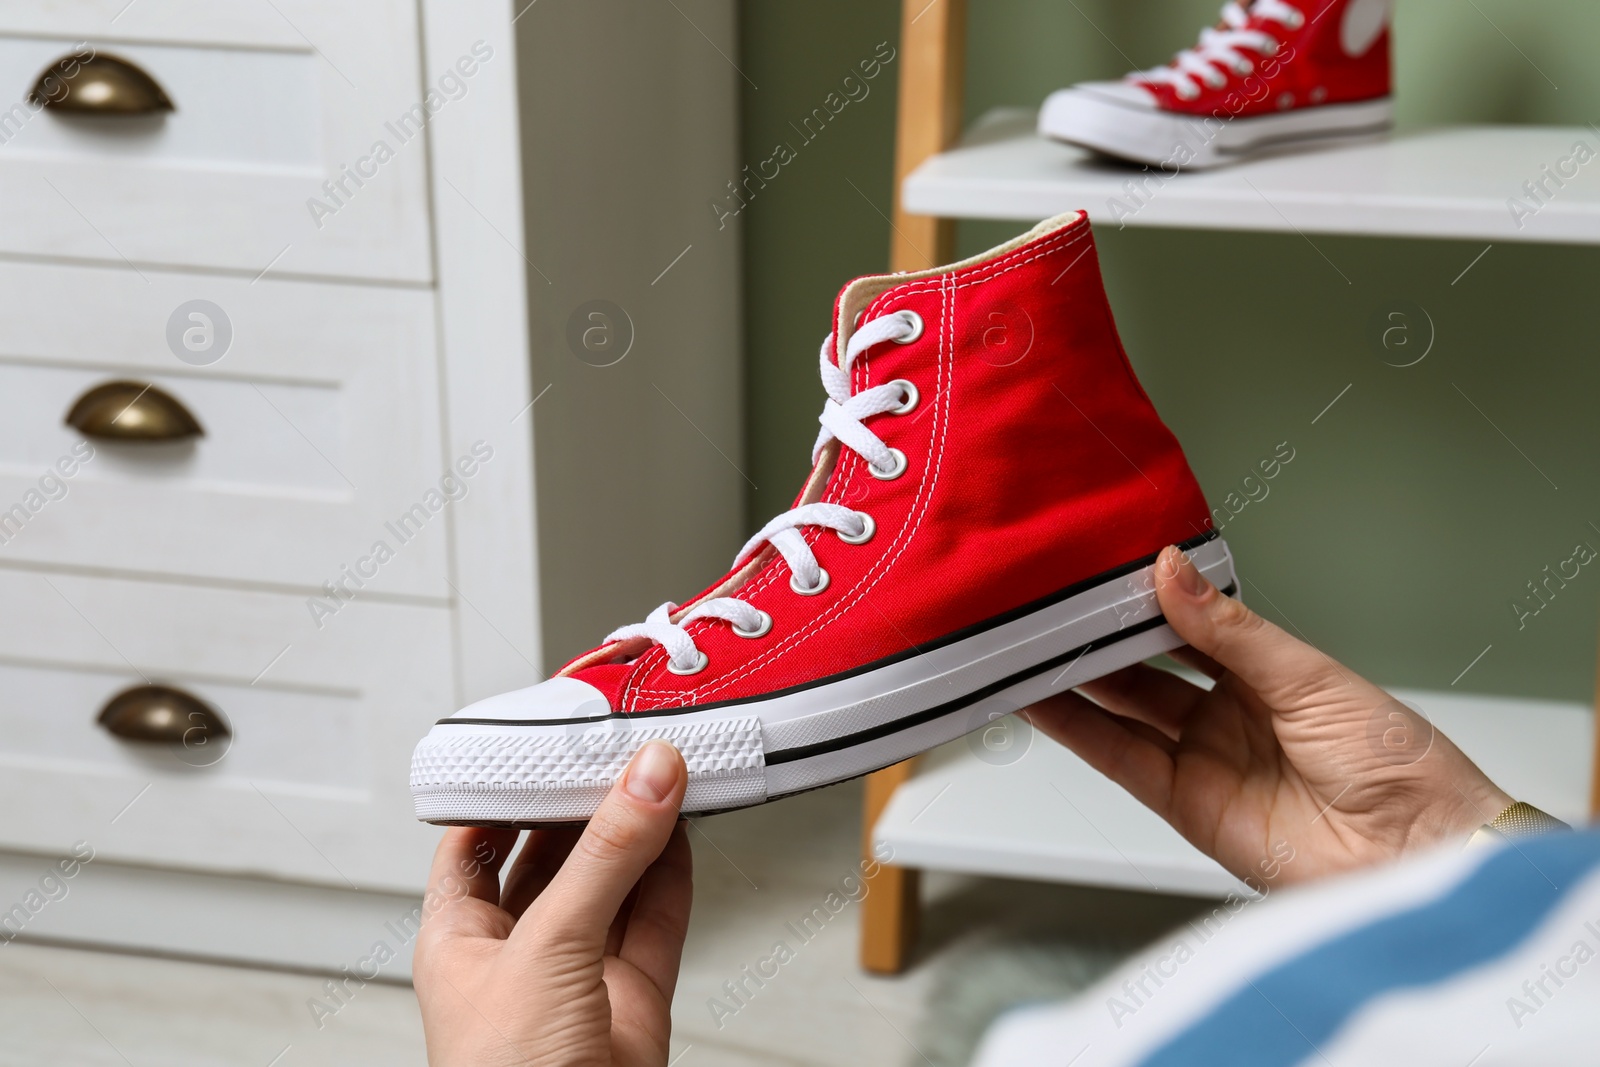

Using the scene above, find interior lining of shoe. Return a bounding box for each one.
[831,210,1084,367]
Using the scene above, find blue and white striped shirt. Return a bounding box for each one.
[974,828,1600,1066]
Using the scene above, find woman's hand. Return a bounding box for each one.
[1026,545,1512,886]
[413,740,692,1067]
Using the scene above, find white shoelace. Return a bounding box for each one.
[605,309,922,674]
[1135,0,1304,100]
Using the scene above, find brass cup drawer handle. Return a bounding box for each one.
[66,381,203,441]
[30,53,174,115]
[98,684,230,748]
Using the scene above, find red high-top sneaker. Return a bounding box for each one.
[412,211,1236,825]
[1039,0,1392,169]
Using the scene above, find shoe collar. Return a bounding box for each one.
[827,209,1086,370]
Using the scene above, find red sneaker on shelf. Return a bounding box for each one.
[1039,0,1392,169]
[411,211,1236,825]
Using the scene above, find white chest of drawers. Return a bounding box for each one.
[0,0,743,975]
[0,2,434,279]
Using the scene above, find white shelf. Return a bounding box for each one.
[874,688,1593,898]
[902,109,1600,244]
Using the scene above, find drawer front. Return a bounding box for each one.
[0,259,453,596]
[0,569,460,891]
[0,2,442,281]
[0,4,312,47]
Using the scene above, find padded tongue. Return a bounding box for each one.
[829,210,1086,369]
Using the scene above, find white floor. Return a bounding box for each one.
[0,782,1202,1066]
[0,940,421,1066]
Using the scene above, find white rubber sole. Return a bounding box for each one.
[1038,87,1393,170]
[411,535,1237,825]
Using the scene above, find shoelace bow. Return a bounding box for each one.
[1136,0,1304,100]
[604,310,921,674]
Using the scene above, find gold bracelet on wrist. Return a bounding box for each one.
[1464,801,1570,850]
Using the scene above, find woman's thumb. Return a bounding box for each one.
[1153,545,1347,702]
[514,740,687,952]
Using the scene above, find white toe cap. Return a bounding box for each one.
[447,676,611,723]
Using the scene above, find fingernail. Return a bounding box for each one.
[1170,547,1208,600]
[624,741,680,803]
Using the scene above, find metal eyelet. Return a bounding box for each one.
[731,611,773,639]
[666,650,709,676]
[837,512,875,545]
[887,379,919,416]
[893,310,924,344]
[869,448,908,481]
[790,568,830,596]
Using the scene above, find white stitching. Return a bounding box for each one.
[631,267,957,706]
[622,221,1089,707]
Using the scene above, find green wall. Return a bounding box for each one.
[738,0,1600,702]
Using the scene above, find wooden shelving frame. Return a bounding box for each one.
[858,0,1600,975]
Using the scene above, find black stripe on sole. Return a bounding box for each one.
[763,581,1235,766]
